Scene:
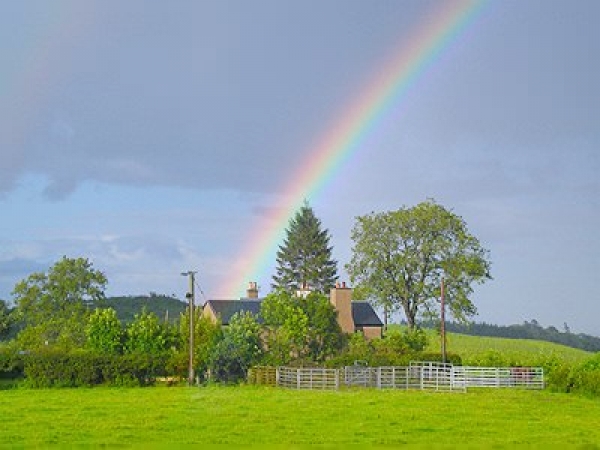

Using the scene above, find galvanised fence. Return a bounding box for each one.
[277,366,339,390]
[250,363,544,392]
[452,366,544,389]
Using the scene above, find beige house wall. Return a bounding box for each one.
[362,326,383,340]
[203,303,218,324]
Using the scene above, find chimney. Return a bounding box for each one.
[246,281,259,299]
[330,282,354,334]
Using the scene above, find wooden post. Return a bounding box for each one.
[441,276,447,364]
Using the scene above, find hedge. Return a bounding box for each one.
[0,349,175,388]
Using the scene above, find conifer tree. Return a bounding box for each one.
[272,201,338,294]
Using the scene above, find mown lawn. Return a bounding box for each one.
[1,385,599,447]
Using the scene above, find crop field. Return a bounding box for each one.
[1,385,599,447]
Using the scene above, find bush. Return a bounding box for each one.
[324,332,461,368]
[21,350,170,388]
[570,353,600,397]
[0,346,25,386]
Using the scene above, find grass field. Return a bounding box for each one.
[384,325,594,364]
[1,385,599,447]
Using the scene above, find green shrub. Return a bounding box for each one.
[21,350,170,388]
[570,353,600,397]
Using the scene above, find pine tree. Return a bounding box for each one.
[272,202,338,294]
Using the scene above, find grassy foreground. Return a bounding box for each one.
[1,385,599,447]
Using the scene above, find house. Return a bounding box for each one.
[203,281,383,339]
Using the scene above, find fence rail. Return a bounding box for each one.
[256,363,544,392]
[453,366,544,389]
[277,367,339,390]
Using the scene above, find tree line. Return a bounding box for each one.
[1,199,496,386]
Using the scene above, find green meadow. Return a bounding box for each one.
[427,331,593,364]
[1,385,599,447]
[2,332,599,447]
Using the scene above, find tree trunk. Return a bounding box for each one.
[403,302,415,330]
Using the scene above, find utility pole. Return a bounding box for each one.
[440,276,447,364]
[181,270,197,386]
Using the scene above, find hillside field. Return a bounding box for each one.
[431,331,592,363]
[1,385,599,446]
[386,325,593,364]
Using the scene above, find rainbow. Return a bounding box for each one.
[216,0,487,299]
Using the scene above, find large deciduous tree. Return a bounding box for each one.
[12,256,108,348]
[346,200,491,329]
[272,201,338,294]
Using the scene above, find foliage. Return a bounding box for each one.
[225,311,263,370]
[400,327,428,351]
[124,309,176,355]
[570,353,600,396]
[260,290,345,365]
[260,290,309,365]
[15,317,88,351]
[346,200,491,329]
[20,350,169,388]
[13,256,107,326]
[176,307,221,378]
[272,201,338,294]
[301,291,346,361]
[0,300,14,340]
[86,308,124,354]
[327,331,455,367]
[207,311,262,383]
[12,257,107,348]
[0,344,24,382]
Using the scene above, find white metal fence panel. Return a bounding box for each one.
[409,361,466,392]
[277,367,339,390]
[453,366,544,389]
[344,366,378,387]
[276,363,543,391]
[343,363,465,392]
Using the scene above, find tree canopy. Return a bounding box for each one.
[12,256,108,348]
[260,289,344,364]
[272,201,338,294]
[346,200,491,329]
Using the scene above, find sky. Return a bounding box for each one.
[1,1,599,336]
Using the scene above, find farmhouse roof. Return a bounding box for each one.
[351,301,384,327]
[205,298,382,328]
[204,299,264,325]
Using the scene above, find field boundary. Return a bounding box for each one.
[250,363,544,392]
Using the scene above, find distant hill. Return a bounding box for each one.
[102,294,187,324]
[419,320,600,353]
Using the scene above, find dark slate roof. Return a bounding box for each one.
[351,302,383,327]
[205,299,263,325]
[205,298,383,328]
